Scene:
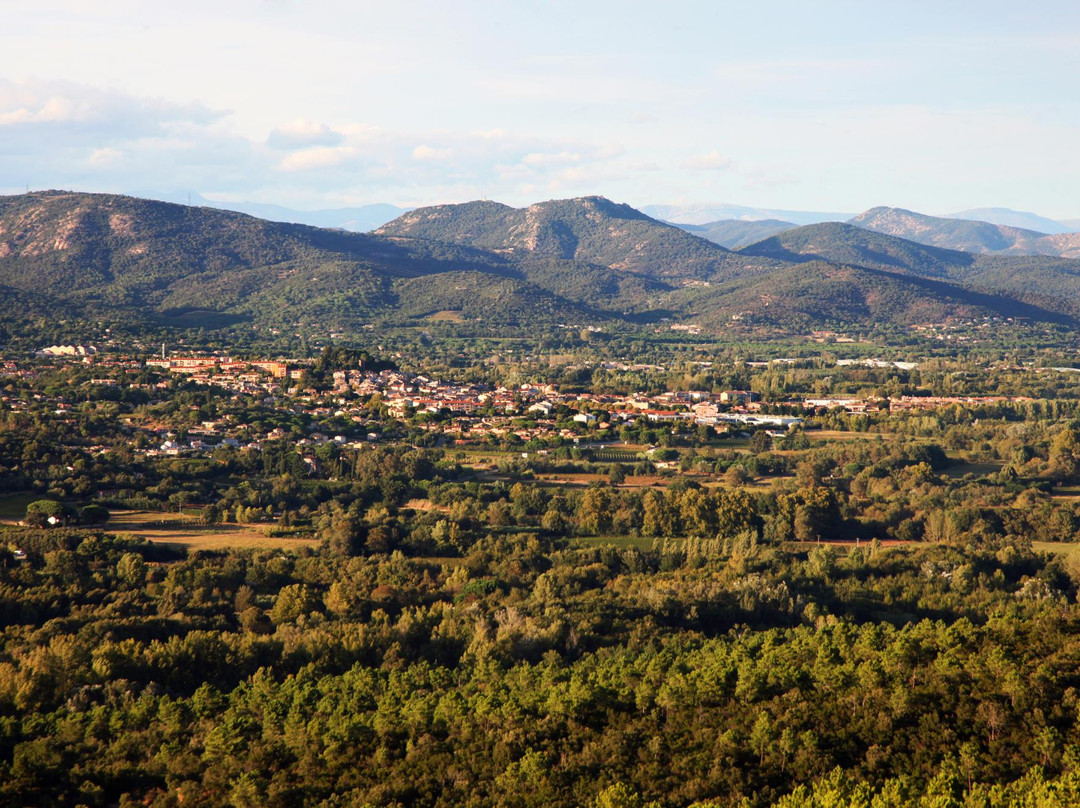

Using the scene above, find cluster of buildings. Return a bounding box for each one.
[803,394,1033,413]
[323,369,807,439]
[145,356,294,395]
[35,345,98,357]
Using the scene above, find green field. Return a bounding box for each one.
[0,493,38,521]
[570,534,659,551]
[107,510,319,551]
[1031,541,1080,560]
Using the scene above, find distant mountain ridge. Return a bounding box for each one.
[641,203,851,226]
[741,222,976,278]
[849,206,1080,258]
[375,195,770,282]
[4,190,1080,340]
[132,190,408,232]
[673,219,796,249]
[945,207,1073,235]
[737,220,1080,321]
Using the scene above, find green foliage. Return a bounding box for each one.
[6,191,1080,340]
[24,499,73,527]
[0,520,1077,806]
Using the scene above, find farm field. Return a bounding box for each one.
[944,461,1004,479]
[0,493,39,523]
[106,509,318,551]
[1031,540,1080,560]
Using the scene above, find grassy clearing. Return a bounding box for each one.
[108,510,318,551]
[426,310,466,322]
[1031,541,1080,560]
[944,462,1002,479]
[570,535,658,551]
[702,475,788,491]
[809,430,878,442]
[537,473,607,486]
[0,493,38,522]
[404,498,447,513]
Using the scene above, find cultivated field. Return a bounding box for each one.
[107,510,319,551]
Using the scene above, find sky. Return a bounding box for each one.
[3,0,1080,217]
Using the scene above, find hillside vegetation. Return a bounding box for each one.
[850,206,1080,258]
[6,191,1080,339]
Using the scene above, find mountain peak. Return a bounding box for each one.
[4,189,1080,337]
[376,196,735,278]
[847,205,1080,256]
[946,207,1073,235]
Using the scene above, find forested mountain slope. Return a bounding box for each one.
[850,205,1080,258]
[375,196,775,282]
[3,190,1080,336]
[739,222,1080,320]
[674,218,796,249]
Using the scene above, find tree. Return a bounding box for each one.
[749,431,773,454]
[592,783,656,808]
[116,552,146,587]
[79,504,110,525]
[750,712,774,765]
[320,502,364,557]
[1049,425,1080,480]
[716,489,757,538]
[579,486,614,535]
[541,506,569,536]
[609,464,627,486]
[24,500,70,527]
[270,584,319,625]
[201,503,223,525]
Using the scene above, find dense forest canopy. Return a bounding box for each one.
[7,194,1080,805]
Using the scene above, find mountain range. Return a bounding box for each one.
[131,190,1080,256]
[131,191,1080,247]
[848,207,1080,258]
[641,203,851,227]
[4,190,1080,343]
[672,219,797,250]
[668,206,1080,258]
[946,207,1073,235]
[133,190,409,232]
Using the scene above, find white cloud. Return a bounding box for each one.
[0,79,253,196]
[278,145,355,172]
[412,144,452,161]
[89,147,122,165]
[682,151,733,171]
[0,78,222,132]
[267,118,343,149]
[521,143,623,168]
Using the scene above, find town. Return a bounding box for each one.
[1,349,1044,469]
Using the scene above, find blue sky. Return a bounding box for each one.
[3,0,1080,217]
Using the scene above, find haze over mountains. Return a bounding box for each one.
[134,190,410,233]
[849,207,1080,259]
[946,207,1073,235]
[128,189,1080,257]
[662,205,1080,257]
[641,203,852,227]
[673,220,798,250]
[5,190,1080,342]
